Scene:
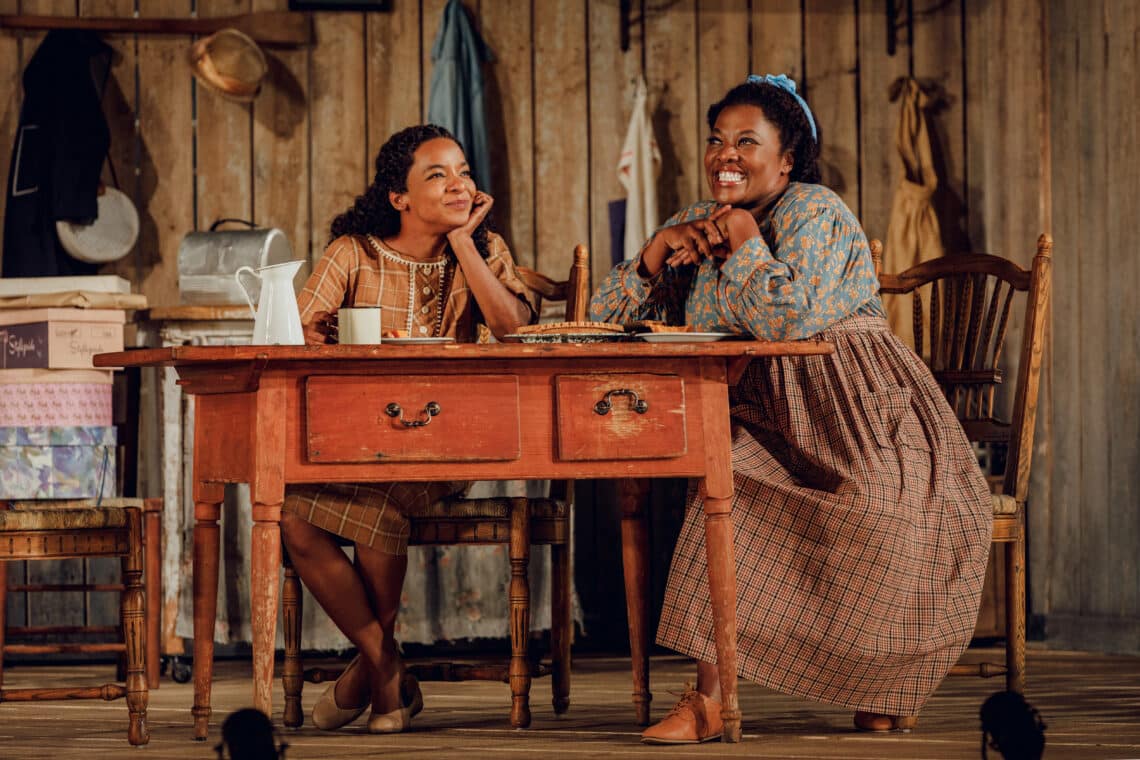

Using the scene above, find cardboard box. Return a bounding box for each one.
[0,425,117,499]
[0,321,124,369]
[0,368,115,385]
[0,308,126,327]
[0,275,131,296]
[0,382,113,426]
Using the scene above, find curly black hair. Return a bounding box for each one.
[329,124,491,258]
[980,690,1046,760]
[219,707,286,760]
[706,80,822,184]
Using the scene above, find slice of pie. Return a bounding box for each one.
[514,320,626,335]
[624,320,695,333]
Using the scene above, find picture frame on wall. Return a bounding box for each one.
[288,0,391,10]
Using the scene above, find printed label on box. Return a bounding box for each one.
[0,322,123,369]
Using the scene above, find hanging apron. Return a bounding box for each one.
[883,78,944,355]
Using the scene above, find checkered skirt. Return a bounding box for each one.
[283,480,469,556]
[656,313,992,716]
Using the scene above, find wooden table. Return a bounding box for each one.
[135,305,255,664]
[96,339,833,743]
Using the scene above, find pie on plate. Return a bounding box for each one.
[513,320,625,335]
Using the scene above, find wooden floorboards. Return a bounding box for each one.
[0,648,1138,758]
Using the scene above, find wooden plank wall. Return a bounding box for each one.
[0,0,975,297]
[1,0,1135,654]
[1045,0,1140,653]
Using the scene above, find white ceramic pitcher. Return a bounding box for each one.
[235,260,305,345]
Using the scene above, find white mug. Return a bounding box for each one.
[338,307,383,345]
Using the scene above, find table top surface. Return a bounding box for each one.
[95,338,834,367]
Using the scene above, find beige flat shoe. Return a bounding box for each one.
[367,671,423,734]
[312,655,368,730]
[367,704,413,734]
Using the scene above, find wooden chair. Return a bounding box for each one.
[281,244,591,729]
[871,234,1053,693]
[0,497,163,691]
[0,498,152,745]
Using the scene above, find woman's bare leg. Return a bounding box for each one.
[280,512,381,707]
[355,542,408,714]
[696,660,722,702]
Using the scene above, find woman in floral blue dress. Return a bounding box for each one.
[591,75,992,744]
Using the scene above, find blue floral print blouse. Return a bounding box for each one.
[589,182,884,339]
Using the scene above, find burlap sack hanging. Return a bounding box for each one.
[883,78,944,355]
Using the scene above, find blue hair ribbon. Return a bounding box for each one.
[746,73,817,142]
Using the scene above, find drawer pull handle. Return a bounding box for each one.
[385,401,441,427]
[593,389,649,416]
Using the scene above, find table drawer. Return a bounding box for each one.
[305,374,521,463]
[554,373,687,461]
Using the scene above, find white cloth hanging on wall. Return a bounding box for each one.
[618,76,661,261]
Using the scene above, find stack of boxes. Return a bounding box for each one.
[0,278,129,501]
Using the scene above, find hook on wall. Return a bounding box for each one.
[886,0,897,56]
[620,0,631,53]
[885,0,914,57]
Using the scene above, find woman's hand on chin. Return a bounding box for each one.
[446,191,494,247]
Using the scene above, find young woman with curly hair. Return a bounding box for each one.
[281,124,536,734]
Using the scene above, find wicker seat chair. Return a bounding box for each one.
[0,498,155,745]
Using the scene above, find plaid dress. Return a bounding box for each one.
[284,232,537,555]
[590,184,992,715]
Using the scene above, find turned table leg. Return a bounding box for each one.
[192,483,223,740]
[618,477,653,726]
[699,363,742,743]
[250,503,282,718]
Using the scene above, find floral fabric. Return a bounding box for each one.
[590,183,991,715]
[589,182,884,338]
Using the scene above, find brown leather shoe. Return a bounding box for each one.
[854,711,918,732]
[641,690,723,744]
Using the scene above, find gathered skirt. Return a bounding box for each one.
[656,313,992,716]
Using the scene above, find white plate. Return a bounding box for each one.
[382,336,456,345]
[637,332,738,343]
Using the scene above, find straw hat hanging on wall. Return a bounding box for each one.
[188,28,268,102]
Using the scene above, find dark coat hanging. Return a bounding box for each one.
[2,29,112,277]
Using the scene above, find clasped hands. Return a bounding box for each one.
[652,205,760,271]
